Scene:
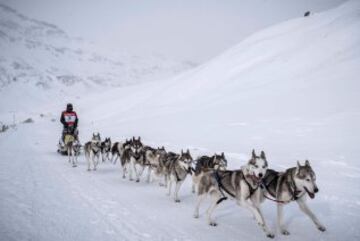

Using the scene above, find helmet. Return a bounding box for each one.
[66,103,73,112]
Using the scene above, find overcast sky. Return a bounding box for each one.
[1,0,345,62]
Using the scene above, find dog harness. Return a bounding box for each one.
[214,170,259,205]
[261,171,304,203]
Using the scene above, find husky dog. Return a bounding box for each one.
[118,139,133,178]
[194,150,274,238]
[84,133,101,171]
[192,152,227,193]
[65,135,80,167]
[111,141,123,164]
[142,146,167,183]
[261,160,326,235]
[120,137,145,181]
[165,149,193,202]
[100,137,112,162]
[130,137,146,182]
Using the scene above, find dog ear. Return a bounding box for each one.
[181,149,184,155]
[252,149,256,159]
[296,161,301,173]
[138,136,141,141]
[260,151,266,160]
[187,149,190,154]
[221,152,224,158]
[305,160,310,166]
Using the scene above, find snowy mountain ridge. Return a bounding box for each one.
[0,3,196,90]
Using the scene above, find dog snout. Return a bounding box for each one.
[314,187,319,193]
[258,173,263,178]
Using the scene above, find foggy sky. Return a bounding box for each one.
[1,0,345,62]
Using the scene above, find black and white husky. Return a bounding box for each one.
[193,150,274,238]
[164,149,193,202]
[84,133,101,171]
[100,137,112,162]
[192,153,227,193]
[261,160,326,235]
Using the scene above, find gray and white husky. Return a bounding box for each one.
[100,137,112,162]
[66,138,81,167]
[164,149,193,202]
[140,146,166,183]
[193,150,274,238]
[261,160,326,235]
[111,141,123,164]
[121,137,145,181]
[192,152,227,193]
[84,133,101,171]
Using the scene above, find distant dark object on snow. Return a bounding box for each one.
[0,123,9,133]
[23,118,34,124]
[304,11,311,17]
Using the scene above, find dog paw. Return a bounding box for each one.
[267,233,275,239]
[175,199,181,203]
[281,229,290,235]
[317,225,326,232]
[193,213,199,219]
[136,179,140,183]
[87,168,91,171]
[209,221,218,227]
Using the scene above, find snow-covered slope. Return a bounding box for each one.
[76,0,360,163]
[0,3,196,91]
[0,1,359,241]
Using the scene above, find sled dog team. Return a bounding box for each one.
[76,133,326,238]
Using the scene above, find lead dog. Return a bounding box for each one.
[194,150,274,238]
[84,133,101,171]
[261,160,326,235]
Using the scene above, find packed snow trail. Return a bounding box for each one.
[1,115,360,241]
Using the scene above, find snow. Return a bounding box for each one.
[1,0,360,241]
[0,2,197,101]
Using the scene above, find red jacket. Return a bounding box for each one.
[60,111,78,128]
